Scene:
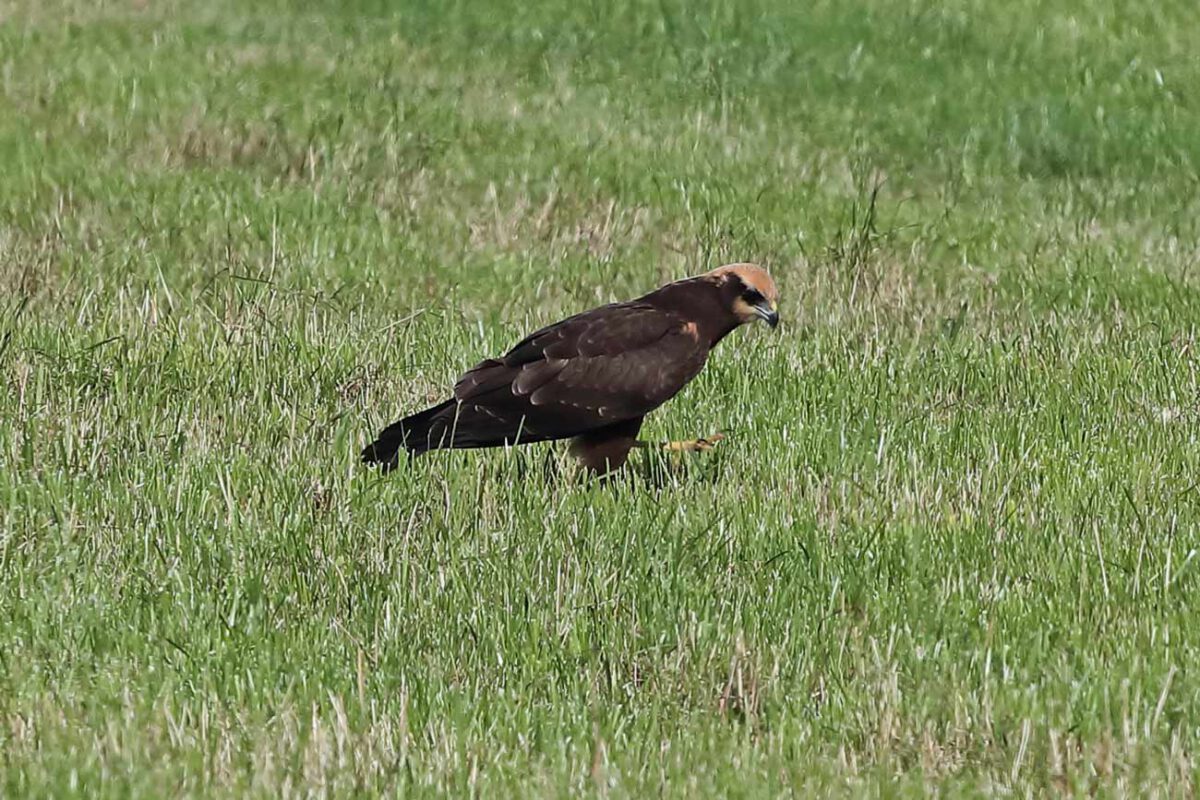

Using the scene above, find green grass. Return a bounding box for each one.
[2,0,1200,795]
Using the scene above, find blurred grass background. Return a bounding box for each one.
[2,0,1199,795]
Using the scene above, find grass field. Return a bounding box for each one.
[2,0,1199,795]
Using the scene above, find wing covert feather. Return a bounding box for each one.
[450,301,708,439]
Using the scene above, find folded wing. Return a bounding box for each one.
[439,302,709,448]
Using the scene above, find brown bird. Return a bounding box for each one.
[362,262,779,473]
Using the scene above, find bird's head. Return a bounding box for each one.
[705,263,780,329]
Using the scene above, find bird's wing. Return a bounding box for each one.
[450,302,708,440]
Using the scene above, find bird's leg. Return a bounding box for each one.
[662,432,725,452]
[635,432,726,453]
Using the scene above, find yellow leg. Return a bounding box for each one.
[637,432,726,453]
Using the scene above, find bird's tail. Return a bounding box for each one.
[361,399,458,471]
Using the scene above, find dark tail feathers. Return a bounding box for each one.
[361,399,457,471]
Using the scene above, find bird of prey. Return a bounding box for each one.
[362,262,779,473]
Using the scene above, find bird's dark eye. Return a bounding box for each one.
[742,289,765,305]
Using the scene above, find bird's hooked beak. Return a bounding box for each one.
[754,299,780,329]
